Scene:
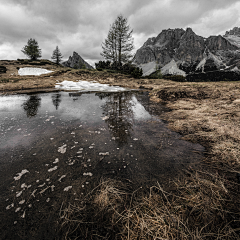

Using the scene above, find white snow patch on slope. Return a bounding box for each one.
[138,61,157,76]
[18,67,53,76]
[55,80,126,92]
[161,59,186,76]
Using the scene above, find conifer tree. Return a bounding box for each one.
[22,38,42,60]
[51,46,63,65]
[101,15,134,65]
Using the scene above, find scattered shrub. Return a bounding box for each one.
[95,60,143,78]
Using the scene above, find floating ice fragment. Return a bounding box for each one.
[83,172,93,177]
[53,158,59,164]
[63,186,72,192]
[58,175,66,182]
[21,211,26,218]
[6,203,14,210]
[21,183,27,189]
[48,166,58,172]
[19,200,25,205]
[102,116,109,120]
[16,191,23,197]
[31,189,37,197]
[99,152,109,156]
[58,144,67,154]
[14,169,29,181]
[15,207,21,212]
[40,186,49,194]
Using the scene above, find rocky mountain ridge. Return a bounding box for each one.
[62,51,93,69]
[134,27,240,78]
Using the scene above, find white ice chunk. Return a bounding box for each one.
[58,175,66,182]
[19,200,25,205]
[53,158,59,164]
[58,144,67,154]
[83,172,93,177]
[99,152,109,156]
[48,166,58,172]
[14,169,29,181]
[63,186,72,191]
[6,203,14,210]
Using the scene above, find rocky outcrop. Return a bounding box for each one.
[224,27,240,36]
[134,27,240,76]
[62,51,93,69]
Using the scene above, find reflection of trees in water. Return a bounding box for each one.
[51,93,62,110]
[96,92,134,146]
[22,95,41,118]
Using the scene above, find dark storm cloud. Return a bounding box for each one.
[0,0,240,62]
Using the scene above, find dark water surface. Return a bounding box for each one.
[0,91,204,239]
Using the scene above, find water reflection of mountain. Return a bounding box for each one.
[96,92,134,146]
[22,95,41,118]
[52,93,62,110]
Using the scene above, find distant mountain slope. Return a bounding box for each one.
[62,51,93,69]
[134,27,240,77]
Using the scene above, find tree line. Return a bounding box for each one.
[21,14,142,77]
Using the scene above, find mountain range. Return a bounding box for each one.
[133,27,240,79]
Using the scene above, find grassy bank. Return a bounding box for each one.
[0,61,240,239]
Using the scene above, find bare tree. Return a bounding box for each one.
[101,14,134,65]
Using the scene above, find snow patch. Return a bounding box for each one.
[55,80,126,92]
[18,67,53,76]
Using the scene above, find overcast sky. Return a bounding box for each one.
[1,0,240,66]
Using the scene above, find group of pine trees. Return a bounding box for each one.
[22,38,63,65]
[21,14,142,77]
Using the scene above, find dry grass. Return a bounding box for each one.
[59,173,240,239]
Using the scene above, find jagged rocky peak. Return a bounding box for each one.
[223,27,240,48]
[176,28,205,65]
[153,28,185,48]
[206,35,238,51]
[224,27,240,36]
[62,51,93,69]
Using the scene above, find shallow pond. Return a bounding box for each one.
[0,90,204,239]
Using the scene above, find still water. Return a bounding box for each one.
[0,91,204,238]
